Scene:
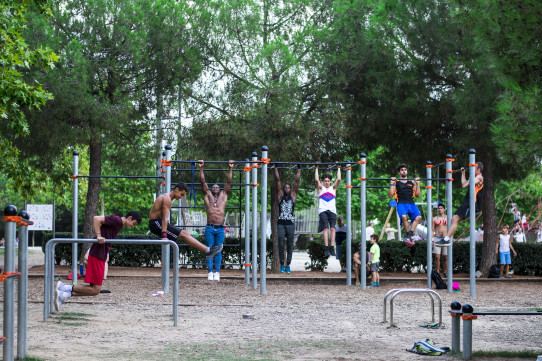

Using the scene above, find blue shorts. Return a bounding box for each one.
[397,203,421,224]
[499,251,511,265]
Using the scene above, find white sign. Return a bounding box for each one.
[26,204,54,231]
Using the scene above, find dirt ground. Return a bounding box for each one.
[4,250,542,361]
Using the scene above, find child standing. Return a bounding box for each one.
[367,234,381,287]
[495,225,517,278]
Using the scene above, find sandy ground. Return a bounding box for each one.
[3,249,542,361]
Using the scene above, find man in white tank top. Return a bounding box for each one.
[315,165,341,257]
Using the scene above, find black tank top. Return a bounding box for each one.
[278,194,295,224]
[395,181,415,204]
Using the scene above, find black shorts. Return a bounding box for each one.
[454,200,470,219]
[318,211,337,232]
[149,219,181,240]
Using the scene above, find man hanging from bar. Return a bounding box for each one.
[389,164,422,245]
[315,165,342,257]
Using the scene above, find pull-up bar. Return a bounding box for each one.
[73,175,162,179]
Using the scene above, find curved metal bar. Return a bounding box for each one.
[382,288,436,323]
[386,288,442,328]
[44,238,179,326]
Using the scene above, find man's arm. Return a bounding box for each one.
[333,166,342,189]
[291,164,301,203]
[388,177,397,198]
[461,167,469,188]
[314,166,321,190]
[224,160,234,195]
[93,215,106,244]
[274,167,283,203]
[198,160,209,194]
[161,199,170,239]
[414,178,421,198]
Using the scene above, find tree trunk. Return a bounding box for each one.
[479,150,498,276]
[270,175,280,273]
[80,132,102,263]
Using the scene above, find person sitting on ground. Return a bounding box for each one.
[435,162,484,247]
[148,182,223,258]
[335,216,347,272]
[353,248,370,287]
[315,165,341,257]
[54,211,142,311]
[367,234,381,287]
[388,163,421,244]
[495,225,517,278]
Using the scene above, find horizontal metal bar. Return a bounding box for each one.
[172,168,245,172]
[172,160,256,164]
[171,206,241,210]
[75,175,162,179]
[365,177,449,181]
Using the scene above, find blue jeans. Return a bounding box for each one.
[277,222,295,266]
[205,226,225,272]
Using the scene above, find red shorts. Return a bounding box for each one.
[84,255,105,286]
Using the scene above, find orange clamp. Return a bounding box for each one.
[161,169,166,173]
[462,315,477,321]
[426,164,434,168]
[446,158,455,162]
[243,263,252,267]
[252,183,259,187]
[358,161,367,164]
[244,166,251,172]
[359,177,366,181]
[71,175,78,178]
[425,186,433,189]
[469,163,477,167]
[18,220,33,226]
[447,178,454,181]
[446,170,454,173]
[261,158,270,164]
[345,167,352,170]
[161,182,165,186]
[251,164,260,169]
[345,185,353,188]
[3,216,22,223]
[160,159,172,167]
[450,313,462,318]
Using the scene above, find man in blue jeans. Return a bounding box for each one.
[274,163,301,273]
[199,160,234,281]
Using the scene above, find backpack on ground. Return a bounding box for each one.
[431,268,447,289]
[488,264,500,278]
[407,339,450,356]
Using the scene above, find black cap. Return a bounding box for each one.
[4,205,17,216]
[462,304,473,313]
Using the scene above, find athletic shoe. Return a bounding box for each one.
[403,238,415,247]
[56,280,66,293]
[355,281,361,286]
[213,272,220,281]
[498,275,504,279]
[206,244,223,259]
[324,247,330,257]
[280,265,285,273]
[505,275,512,278]
[285,266,291,274]
[443,273,448,279]
[207,272,213,281]
[329,248,336,257]
[54,290,68,312]
[435,239,451,247]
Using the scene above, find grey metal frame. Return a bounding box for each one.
[383,288,443,328]
[260,146,268,294]
[3,215,18,361]
[44,238,179,326]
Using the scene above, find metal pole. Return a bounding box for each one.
[251,152,258,289]
[450,301,462,353]
[244,159,251,285]
[360,153,367,290]
[162,144,172,294]
[260,146,268,294]
[462,304,474,360]
[3,205,18,361]
[426,161,433,288]
[17,212,31,359]
[72,151,79,286]
[469,149,476,298]
[446,155,454,293]
[346,161,352,286]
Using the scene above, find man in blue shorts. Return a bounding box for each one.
[388,163,421,244]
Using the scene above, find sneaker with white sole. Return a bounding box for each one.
[435,238,451,247]
[207,272,213,281]
[54,289,68,312]
[206,244,223,259]
[213,272,220,281]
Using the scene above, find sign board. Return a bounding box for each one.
[26,204,54,231]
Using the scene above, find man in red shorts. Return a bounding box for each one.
[54,210,142,311]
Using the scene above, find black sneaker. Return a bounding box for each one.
[330,248,336,257]
[324,247,331,257]
[206,244,223,259]
[435,239,451,247]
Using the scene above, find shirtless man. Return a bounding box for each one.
[432,203,448,277]
[199,160,234,281]
[149,182,222,258]
[435,162,484,247]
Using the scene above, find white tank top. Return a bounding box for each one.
[318,186,336,214]
[499,234,511,252]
